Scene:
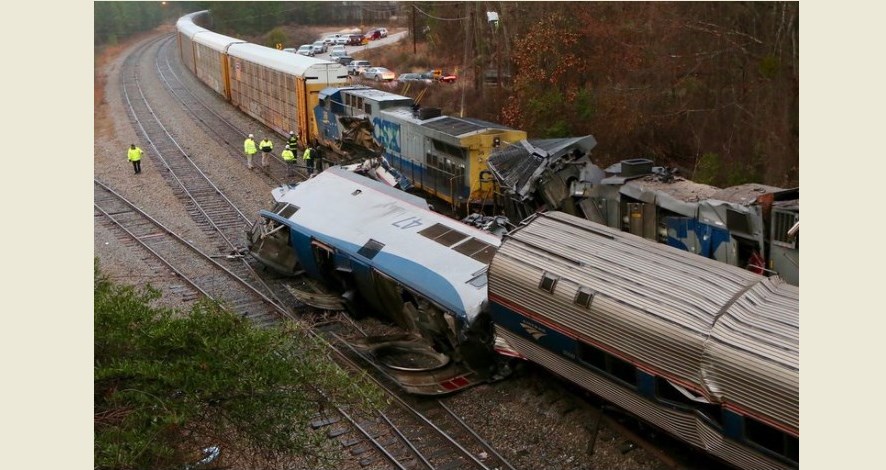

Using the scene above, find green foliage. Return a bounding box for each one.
[94,1,167,46]
[94,261,382,469]
[267,27,288,49]
[693,152,721,185]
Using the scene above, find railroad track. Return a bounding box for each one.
[94,178,286,326]
[121,36,288,308]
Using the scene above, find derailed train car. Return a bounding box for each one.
[246,167,503,394]
[490,211,798,469]
[487,141,800,285]
[247,170,798,469]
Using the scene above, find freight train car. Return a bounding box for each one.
[245,167,503,394]
[176,11,348,142]
[489,211,798,469]
[314,85,527,208]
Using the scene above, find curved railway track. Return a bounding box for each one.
[94,178,287,326]
[121,35,289,310]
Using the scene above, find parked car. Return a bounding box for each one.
[329,50,348,61]
[329,45,346,55]
[311,40,327,54]
[362,67,396,81]
[397,73,433,84]
[282,48,297,54]
[348,60,372,76]
[323,34,343,45]
[420,69,457,83]
[336,55,355,66]
[346,34,367,46]
[297,45,315,57]
[334,35,349,45]
[366,28,389,40]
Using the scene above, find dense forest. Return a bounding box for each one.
[95,1,798,187]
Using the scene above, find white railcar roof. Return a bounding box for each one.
[266,168,501,321]
[227,43,348,79]
[176,11,207,39]
[492,211,799,432]
[193,30,246,51]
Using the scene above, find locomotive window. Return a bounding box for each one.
[418,223,451,240]
[726,208,751,235]
[418,223,469,247]
[574,288,596,308]
[467,272,488,288]
[357,239,385,260]
[607,355,637,386]
[364,103,372,114]
[276,203,299,219]
[745,416,797,461]
[453,238,496,264]
[538,273,558,293]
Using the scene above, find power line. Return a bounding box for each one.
[414,4,468,21]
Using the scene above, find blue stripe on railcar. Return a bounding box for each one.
[263,211,470,320]
[489,301,576,358]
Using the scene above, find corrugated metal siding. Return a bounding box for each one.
[490,211,799,434]
[497,328,791,470]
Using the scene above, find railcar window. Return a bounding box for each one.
[539,273,558,293]
[576,342,637,388]
[574,288,596,308]
[745,416,798,462]
[357,239,385,260]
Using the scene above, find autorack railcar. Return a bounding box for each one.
[489,211,798,469]
[246,167,503,394]
[314,85,527,207]
[176,11,349,142]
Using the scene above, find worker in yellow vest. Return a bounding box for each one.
[281,145,296,176]
[259,137,274,170]
[303,146,314,175]
[127,144,144,174]
[243,134,257,170]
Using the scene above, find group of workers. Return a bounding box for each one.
[127,131,321,178]
[243,131,318,176]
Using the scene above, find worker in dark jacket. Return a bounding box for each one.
[287,131,299,151]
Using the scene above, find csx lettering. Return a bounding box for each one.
[372,118,402,153]
[392,217,422,229]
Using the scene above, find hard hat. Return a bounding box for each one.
[285,145,291,149]
[248,134,254,138]
[289,131,295,135]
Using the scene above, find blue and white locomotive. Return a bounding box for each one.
[313,85,527,208]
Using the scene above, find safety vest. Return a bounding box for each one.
[244,138,257,155]
[128,147,143,161]
[303,148,312,160]
[287,135,299,149]
[281,149,296,161]
[260,140,273,151]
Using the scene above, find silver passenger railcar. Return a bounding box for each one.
[488,211,798,469]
